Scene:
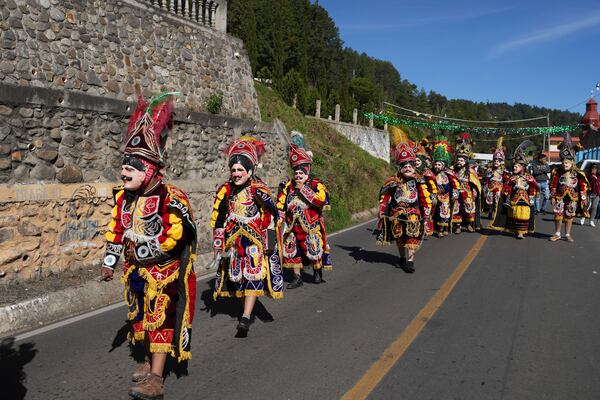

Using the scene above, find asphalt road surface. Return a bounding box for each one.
[4,214,600,400]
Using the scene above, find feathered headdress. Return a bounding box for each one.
[289,131,313,168]
[558,131,581,160]
[513,140,535,165]
[124,92,179,166]
[454,132,474,160]
[492,136,505,161]
[389,126,416,165]
[432,134,454,165]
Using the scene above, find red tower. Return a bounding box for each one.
[581,98,600,149]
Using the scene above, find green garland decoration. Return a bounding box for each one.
[364,112,580,135]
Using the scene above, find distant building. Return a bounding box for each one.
[548,135,581,162]
[581,98,600,149]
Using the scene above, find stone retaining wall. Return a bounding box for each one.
[0,83,288,283]
[312,118,390,162]
[0,0,259,119]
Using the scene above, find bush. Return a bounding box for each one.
[205,93,223,114]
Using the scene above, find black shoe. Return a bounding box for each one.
[397,257,407,268]
[236,317,250,336]
[287,275,303,289]
[313,269,322,284]
[541,210,546,215]
[405,261,415,273]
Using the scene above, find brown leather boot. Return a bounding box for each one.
[128,372,164,400]
[131,360,151,382]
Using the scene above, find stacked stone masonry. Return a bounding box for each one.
[0,0,259,119]
[0,83,288,284]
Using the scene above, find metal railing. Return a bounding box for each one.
[144,0,220,28]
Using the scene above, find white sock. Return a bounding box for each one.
[242,314,251,320]
[554,232,561,237]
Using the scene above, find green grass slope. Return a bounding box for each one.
[256,83,393,232]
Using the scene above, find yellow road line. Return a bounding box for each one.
[341,235,488,400]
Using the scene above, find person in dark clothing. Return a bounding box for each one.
[531,153,551,214]
[585,164,600,227]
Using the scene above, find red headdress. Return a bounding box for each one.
[124,92,177,167]
[289,145,313,168]
[226,136,266,167]
[390,126,416,165]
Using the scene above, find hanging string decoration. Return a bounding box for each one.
[364,112,581,135]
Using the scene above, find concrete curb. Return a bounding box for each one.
[0,215,378,338]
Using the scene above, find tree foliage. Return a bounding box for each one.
[228,0,581,140]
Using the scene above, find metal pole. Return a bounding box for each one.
[544,114,550,155]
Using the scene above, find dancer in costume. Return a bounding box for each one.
[489,141,539,239]
[413,140,438,236]
[211,136,284,335]
[482,136,509,219]
[277,132,331,288]
[451,133,482,233]
[431,135,461,237]
[375,128,432,273]
[548,132,590,242]
[101,93,197,400]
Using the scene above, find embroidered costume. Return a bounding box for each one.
[451,133,482,232]
[211,137,284,300]
[489,141,539,238]
[482,136,509,217]
[375,127,433,272]
[431,135,460,237]
[103,94,197,363]
[277,134,331,287]
[413,140,438,236]
[548,132,590,242]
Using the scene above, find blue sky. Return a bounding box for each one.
[317,0,600,113]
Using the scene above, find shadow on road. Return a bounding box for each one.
[199,280,274,323]
[1,337,37,400]
[336,244,399,268]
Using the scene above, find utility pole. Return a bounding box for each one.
[543,114,550,154]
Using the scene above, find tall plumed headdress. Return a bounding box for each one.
[226,136,266,168]
[558,131,581,161]
[124,92,178,167]
[492,136,505,161]
[513,140,535,166]
[432,134,454,165]
[289,131,313,169]
[454,132,474,160]
[389,126,416,165]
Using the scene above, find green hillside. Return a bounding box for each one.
[256,83,392,232]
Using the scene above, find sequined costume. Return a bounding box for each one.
[102,93,197,361]
[489,174,539,235]
[431,135,460,234]
[376,174,433,249]
[413,141,438,236]
[211,139,284,300]
[550,166,590,221]
[483,168,509,214]
[105,184,197,360]
[434,169,461,231]
[452,133,482,230]
[482,136,508,215]
[277,176,332,270]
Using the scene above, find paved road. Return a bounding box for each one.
[4,215,600,400]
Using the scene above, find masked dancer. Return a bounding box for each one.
[101,93,197,400]
[211,136,284,336]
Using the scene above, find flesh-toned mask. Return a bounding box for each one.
[294,169,308,185]
[121,165,146,192]
[513,163,524,174]
[562,160,573,171]
[400,163,415,178]
[230,163,251,186]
